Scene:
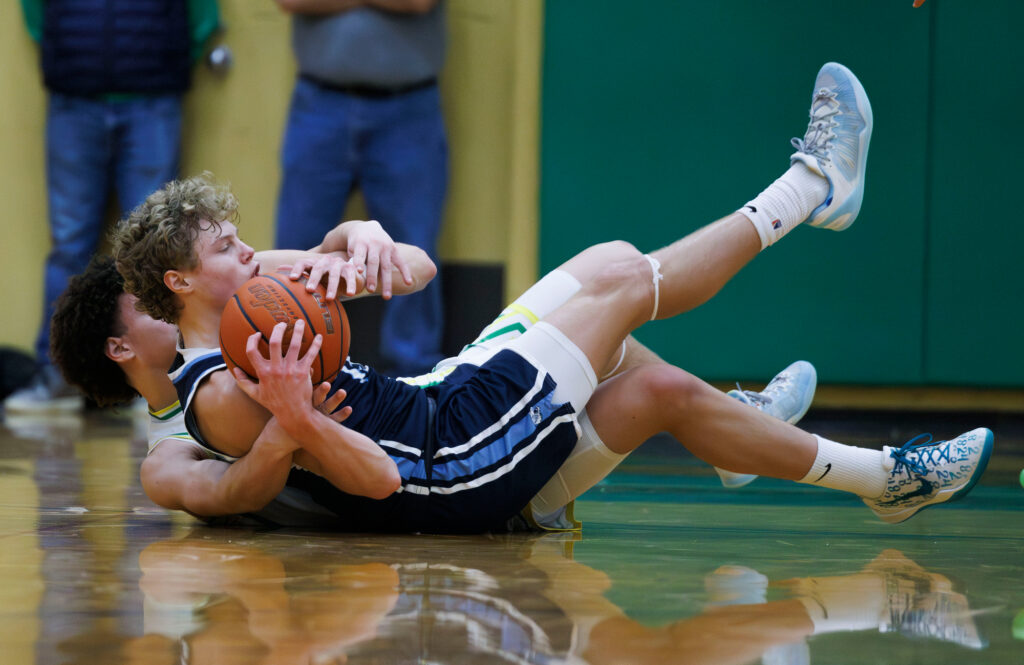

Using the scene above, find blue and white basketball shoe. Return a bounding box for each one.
[716,361,817,488]
[864,428,994,524]
[791,62,873,231]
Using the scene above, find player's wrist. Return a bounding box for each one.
[274,405,327,442]
[252,416,303,456]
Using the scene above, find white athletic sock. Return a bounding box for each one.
[739,162,829,249]
[798,435,887,498]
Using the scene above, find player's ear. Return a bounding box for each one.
[164,269,191,295]
[105,336,135,363]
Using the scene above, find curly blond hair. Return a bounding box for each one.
[112,173,239,323]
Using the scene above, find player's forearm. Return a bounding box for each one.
[390,244,436,295]
[256,249,346,274]
[188,422,300,515]
[276,409,401,499]
[308,220,364,254]
[310,219,437,296]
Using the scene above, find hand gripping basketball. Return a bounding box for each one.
[220,270,350,383]
[231,322,353,423]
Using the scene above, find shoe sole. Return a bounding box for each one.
[778,360,817,425]
[879,428,994,524]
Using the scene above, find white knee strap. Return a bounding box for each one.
[600,341,627,380]
[643,254,664,321]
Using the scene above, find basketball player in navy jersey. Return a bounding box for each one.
[51,253,811,527]
[110,62,992,532]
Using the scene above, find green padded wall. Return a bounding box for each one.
[540,0,1021,387]
[924,2,1024,387]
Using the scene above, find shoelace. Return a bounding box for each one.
[790,88,840,163]
[733,383,772,408]
[889,434,952,476]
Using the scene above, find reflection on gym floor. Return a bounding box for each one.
[0,410,1021,664]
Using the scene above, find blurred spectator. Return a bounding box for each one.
[274,0,447,377]
[6,0,219,412]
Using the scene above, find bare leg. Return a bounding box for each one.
[554,214,760,324]
[647,214,762,317]
[584,364,817,479]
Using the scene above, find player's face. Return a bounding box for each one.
[188,221,258,309]
[116,294,178,371]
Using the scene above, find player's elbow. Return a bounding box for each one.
[233,493,274,515]
[366,468,402,500]
[414,250,438,285]
[401,248,437,294]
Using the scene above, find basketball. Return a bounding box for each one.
[219,270,350,384]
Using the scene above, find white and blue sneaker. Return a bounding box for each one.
[864,428,994,524]
[715,361,818,488]
[791,62,873,231]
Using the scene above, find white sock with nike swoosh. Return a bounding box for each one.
[739,162,829,249]
[799,435,887,498]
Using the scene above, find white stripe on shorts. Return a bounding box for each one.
[401,413,579,496]
[378,440,423,457]
[432,357,548,459]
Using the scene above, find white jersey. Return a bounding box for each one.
[148,400,236,462]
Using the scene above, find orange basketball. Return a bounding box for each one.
[219,270,350,384]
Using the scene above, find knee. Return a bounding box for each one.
[560,240,647,288]
[586,241,649,285]
[583,248,656,319]
[572,240,643,269]
[631,365,705,412]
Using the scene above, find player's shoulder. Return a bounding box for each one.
[169,346,227,392]
[198,365,237,398]
[193,367,258,429]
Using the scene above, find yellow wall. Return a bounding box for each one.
[0,0,541,356]
[443,0,541,300]
[0,3,49,354]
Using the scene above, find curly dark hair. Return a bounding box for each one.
[49,256,137,406]
[112,172,238,323]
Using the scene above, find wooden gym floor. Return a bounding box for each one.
[0,403,1021,664]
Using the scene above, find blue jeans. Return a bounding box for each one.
[36,93,182,364]
[275,78,448,375]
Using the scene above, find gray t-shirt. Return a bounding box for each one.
[292,2,445,88]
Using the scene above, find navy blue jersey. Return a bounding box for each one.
[171,348,579,533]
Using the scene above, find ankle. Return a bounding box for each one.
[799,435,887,498]
[739,163,829,249]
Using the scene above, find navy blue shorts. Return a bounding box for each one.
[299,349,581,533]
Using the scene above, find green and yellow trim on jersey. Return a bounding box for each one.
[147,400,195,454]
